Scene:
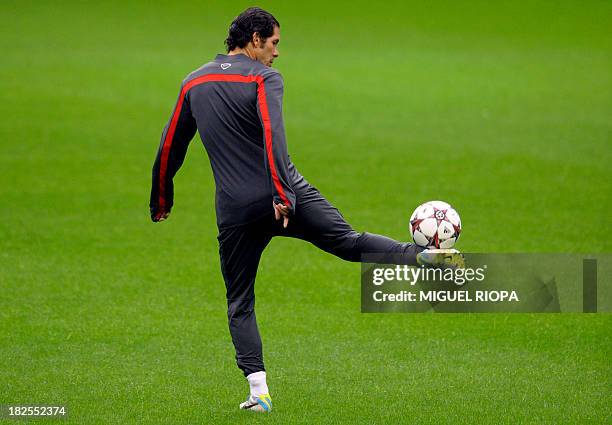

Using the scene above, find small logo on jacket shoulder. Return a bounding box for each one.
[221,63,231,70]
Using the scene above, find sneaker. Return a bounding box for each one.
[417,248,465,269]
[239,393,272,412]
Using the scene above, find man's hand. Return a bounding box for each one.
[151,209,170,222]
[273,202,289,228]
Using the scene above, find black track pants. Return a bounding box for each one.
[217,186,422,376]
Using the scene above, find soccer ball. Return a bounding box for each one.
[409,200,461,249]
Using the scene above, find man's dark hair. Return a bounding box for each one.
[225,7,280,52]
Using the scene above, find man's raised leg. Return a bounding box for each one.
[281,186,423,263]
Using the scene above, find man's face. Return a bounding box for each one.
[253,26,280,67]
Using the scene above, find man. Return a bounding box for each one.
[150,7,457,412]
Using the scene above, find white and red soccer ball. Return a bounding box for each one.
[410,200,461,249]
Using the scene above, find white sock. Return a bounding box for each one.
[246,371,269,397]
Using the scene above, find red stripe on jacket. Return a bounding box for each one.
[158,73,291,212]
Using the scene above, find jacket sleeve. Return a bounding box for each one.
[256,71,297,213]
[150,85,197,221]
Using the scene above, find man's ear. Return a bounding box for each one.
[252,32,262,48]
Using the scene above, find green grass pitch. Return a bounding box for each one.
[0,1,610,423]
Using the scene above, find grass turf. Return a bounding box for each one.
[0,0,610,423]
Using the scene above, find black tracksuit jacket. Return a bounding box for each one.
[150,53,306,228]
